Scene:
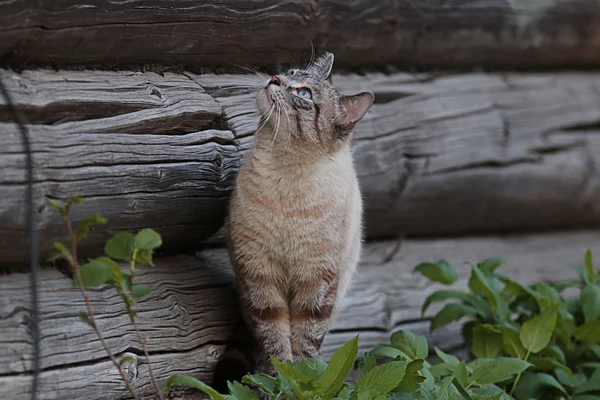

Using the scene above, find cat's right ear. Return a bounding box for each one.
[337,91,375,131]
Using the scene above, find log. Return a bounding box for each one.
[3,69,600,265]
[1,0,600,70]
[2,231,598,399]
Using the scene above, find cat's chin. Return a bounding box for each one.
[256,88,271,115]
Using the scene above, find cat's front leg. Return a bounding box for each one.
[289,263,339,361]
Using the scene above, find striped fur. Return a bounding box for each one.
[227,53,374,375]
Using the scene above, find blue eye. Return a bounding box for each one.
[296,87,312,100]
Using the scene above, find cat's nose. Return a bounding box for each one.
[269,76,280,86]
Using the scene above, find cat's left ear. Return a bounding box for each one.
[337,91,375,131]
[315,52,334,81]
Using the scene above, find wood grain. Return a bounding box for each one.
[3,69,600,265]
[1,232,598,399]
[1,0,600,70]
[0,69,237,265]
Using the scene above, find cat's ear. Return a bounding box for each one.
[312,52,335,80]
[337,91,375,131]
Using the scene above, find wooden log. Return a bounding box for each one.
[3,69,600,265]
[1,0,600,70]
[0,69,238,265]
[1,231,598,399]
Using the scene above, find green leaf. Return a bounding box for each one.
[429,362,455,377]
[469,265,509,320]
[451,376,473,400]
[585,249,595,283]
[390,330,428,360]
[555,368,578,389]
[513,371,568,400]
[47,199,65,215]
[134,249,155,267]
[413,260,459,285]
[519,304,559,354]
[539,344,566,364]
[104,232,135,261]
[531,281,562,309]
[469,385,504,400]
[575,321,600,343]
[131,284,151,300]
[431,303,477,332]
[453,361,468,388]
[79,311,92,326]
[76,257,117,288]
[529,356,573,381]
[581,284,600,323]
[271,358,312,398]
[421,290,470,316]
[162,375,225,399]
[358,353,377,376]
[478,258,505,276]
[227,381,259,400]
[469,358,531,385]
[471,325,503,359]
[51,241,73,264]
[369,345,405,360]
[355,361,408,397]
[241,374,278,396]
[134,228,162,250]
[294,358,328,380]
[575,370,600,394]
[320,335,358,398]
[396,359,425,392]
[434,348,460,367]
[435,377,454,400]
[77,213,107,239]
[574,396,600,400]
[495,326,526,359]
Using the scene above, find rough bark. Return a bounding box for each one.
[1,232,597,399]
[1,0,600,70]
[2,69,600,265]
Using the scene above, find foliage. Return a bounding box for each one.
[48,196,164,400]
[50,197,599,400]
[416,253,600,400]
[163,251,600,400]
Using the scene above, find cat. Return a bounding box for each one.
[226,52,374,377]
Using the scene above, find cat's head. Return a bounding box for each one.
[256,52,374,153]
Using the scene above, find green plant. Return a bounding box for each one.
[163,252,600,400]
[416,253,600,399]
[48,196,164,400]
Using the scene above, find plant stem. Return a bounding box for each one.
[509,348,531,396]
[132,318,164,400]
[66,217,139,400]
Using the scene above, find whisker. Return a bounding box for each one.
[255,105,275,137]
[281,106,293,152]
[306,38,316,70]
[268,107,282,152]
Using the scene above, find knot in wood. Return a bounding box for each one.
[119,352,139,382]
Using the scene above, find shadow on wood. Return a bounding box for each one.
[1,0,600,70]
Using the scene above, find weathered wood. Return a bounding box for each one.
[0,69,238,265]
[3,69,600,265]
[1,232,598,399]
[1,0,600,70]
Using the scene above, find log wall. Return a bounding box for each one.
[2,69,600,265]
